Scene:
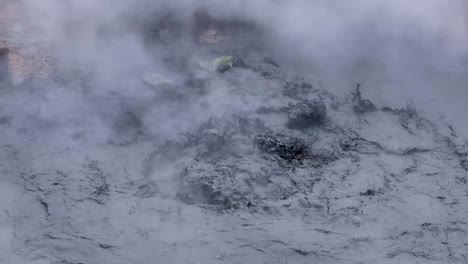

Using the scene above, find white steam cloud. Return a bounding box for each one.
[8,0,468,138]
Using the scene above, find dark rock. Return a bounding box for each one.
[381,106,395,113]
[217,64,231,73]
[396,102,418,122]
[421,223,433,229]
[352,84,377,113]
[354,99,377,113]
[98,243,114,249]
[360,189,376,196]
[255,133,308,162]
[263,57,279,68]
[0,48,10,85]
[213,56,234,73]
[232,57,247,68]
[287,99,327,128]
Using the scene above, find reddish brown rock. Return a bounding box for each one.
[0,45,54,85]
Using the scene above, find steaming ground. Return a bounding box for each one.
[1,1,468,264]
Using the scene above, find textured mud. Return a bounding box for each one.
[1,5,468,264]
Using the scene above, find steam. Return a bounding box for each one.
[1,2,468,262]
[4,0,468,141]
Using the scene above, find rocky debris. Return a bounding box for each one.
[0,45,54,85]
[0,4,55,85]
[256,133,336,167]
[213,55,234,73]
[237,56,282,78]
[352,83,377,113]
[158,115,269,160]
[395,101,421,132]
[176,154,306,209]
[140,57,463,214]
[160,112,340,210]
[396,102,418,121]
[176,164,237,207]
[143,116,306,208]
[387,101,435,138]
[255,133,308,163]
[283,81,315,99]
[287,99,327,128]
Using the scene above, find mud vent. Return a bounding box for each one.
[0,48,10,84]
